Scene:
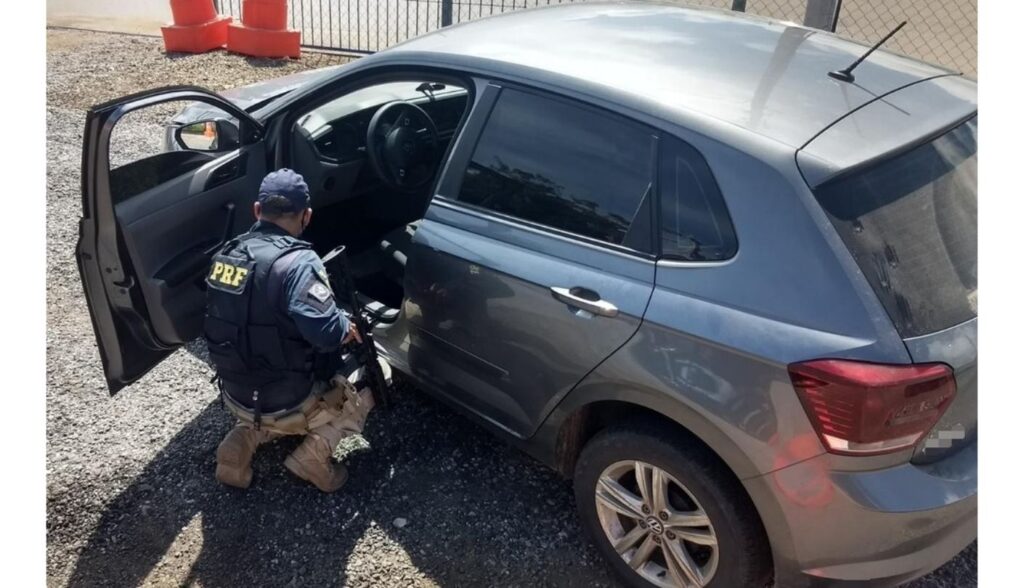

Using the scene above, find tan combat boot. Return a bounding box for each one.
[284,433,348,492]
[215,425,267,489]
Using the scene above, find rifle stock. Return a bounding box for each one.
[321,245,391,409]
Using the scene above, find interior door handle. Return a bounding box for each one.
[550,286,619,318]
[205,154,247,190]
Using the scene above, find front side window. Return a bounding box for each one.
[457,88,655,248]
[108,100,238,204]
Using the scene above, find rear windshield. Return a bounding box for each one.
[813,117,977,338]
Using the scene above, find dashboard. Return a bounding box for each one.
[291,82,469,208]
[301,83,468,163]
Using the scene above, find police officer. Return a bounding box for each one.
[204,168,379,493]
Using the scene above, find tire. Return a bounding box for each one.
[573,422,772,588]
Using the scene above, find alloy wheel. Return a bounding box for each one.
[595,460,719,588]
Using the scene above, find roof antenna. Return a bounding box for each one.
[829,20,907,83]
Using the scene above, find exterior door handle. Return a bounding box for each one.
[550,286,619,318]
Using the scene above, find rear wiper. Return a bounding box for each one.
[829,20,907,83]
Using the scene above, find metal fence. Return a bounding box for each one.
[214,0,976,76]
[836,0,976,77]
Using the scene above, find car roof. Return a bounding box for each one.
[383,1,959,149]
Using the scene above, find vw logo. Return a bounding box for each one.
[646,516,664,535]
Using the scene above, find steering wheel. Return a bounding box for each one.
[366,101,440,192]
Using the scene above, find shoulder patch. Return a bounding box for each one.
[309,282,331,303]
[302,275,336,313]
[315,268,334,292]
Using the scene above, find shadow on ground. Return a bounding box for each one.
[62,334,976,588]
[65,378,615,587]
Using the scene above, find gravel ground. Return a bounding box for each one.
[45,29,976,588]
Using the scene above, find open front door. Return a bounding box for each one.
[77,86,266,393]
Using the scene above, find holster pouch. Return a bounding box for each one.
[306,379,360,430]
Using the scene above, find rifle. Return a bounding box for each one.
[321,245,392,409]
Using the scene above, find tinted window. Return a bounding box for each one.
[659,137,738,261]
[457,88,654,247]
[814,118,977,337]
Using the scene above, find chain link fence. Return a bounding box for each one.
[836,0,976,77]
[214,1,976,76]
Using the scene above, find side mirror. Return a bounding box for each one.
[174,119,240,152]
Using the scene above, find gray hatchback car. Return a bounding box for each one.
[77,3,977,587]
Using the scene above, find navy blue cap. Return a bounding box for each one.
[258,168,310,213]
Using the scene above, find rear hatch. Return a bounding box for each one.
[799,80,977,463]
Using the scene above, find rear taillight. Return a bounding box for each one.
[787,359,956,456]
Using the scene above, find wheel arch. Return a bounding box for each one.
[531,380,807,582]
[546,388,783,586]
[535,384,763,483]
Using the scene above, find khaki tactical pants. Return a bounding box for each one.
[215,360,385,491]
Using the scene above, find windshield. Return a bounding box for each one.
[813,117,977,338]
[243,90,292,113]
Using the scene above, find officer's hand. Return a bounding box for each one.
[342,320,363,345]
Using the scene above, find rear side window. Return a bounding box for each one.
[659,136,738,261]
[456,88,655,249]
[814,117,977,338]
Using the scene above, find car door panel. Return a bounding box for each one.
[109,151,215,205]
[400,82,659,437]
[404,201,655,437]
[78,86,265,393]
[115,152,264,345]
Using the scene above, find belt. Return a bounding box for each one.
[222,386,319,435]
[221,378,352,435]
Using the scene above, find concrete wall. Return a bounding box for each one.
[48,0,171,21]
[47,0,173,34]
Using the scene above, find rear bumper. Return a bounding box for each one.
[744,442,977,587]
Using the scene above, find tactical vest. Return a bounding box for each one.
[203,229,319,416]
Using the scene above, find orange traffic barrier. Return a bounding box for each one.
[204,121,216,138]
[227,0,301,59]
[161,0,232,53]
